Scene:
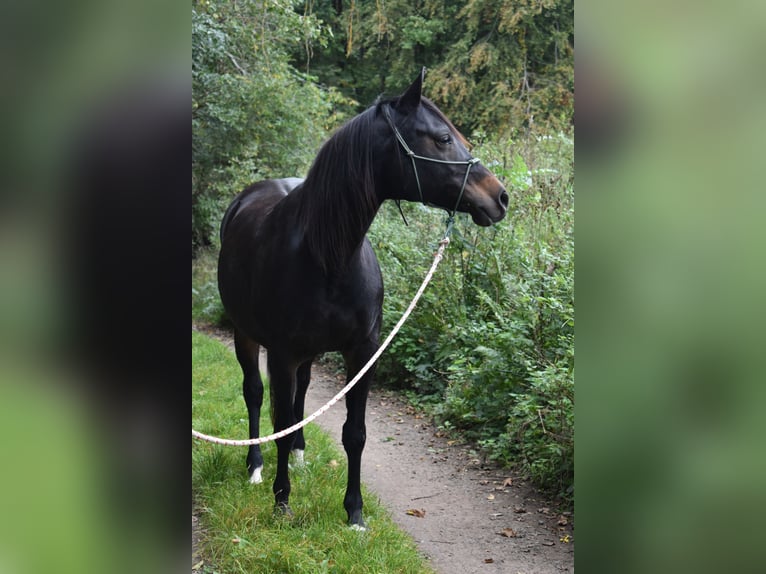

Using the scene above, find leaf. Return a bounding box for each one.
[192,560,204,570]
[502,477,513,487]
[487,494,495,500]
[557,515,569,526]
[498,528,517,538]
[484,558,494,563]
[405,508,426,518]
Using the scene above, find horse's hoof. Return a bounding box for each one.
[275,502,293,517]
[347,511,366,531]
[248,466,263,484]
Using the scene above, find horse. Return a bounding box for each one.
[217,68,508,529]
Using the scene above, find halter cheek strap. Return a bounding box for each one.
[383,105,480,224]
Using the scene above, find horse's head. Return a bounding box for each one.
[383,68,508,226]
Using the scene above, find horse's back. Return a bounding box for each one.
[219,177,304,243]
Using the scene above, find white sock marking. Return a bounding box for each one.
[249,465,263,484]
[291,449,305,467]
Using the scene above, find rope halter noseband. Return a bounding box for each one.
[383,104,480,227]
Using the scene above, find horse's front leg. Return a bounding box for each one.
[341,339,378,530]
[234,330,264,484]
[267,352,297,514]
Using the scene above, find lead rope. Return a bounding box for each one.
[192,225,453,447]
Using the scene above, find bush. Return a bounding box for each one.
[368,131,574,501]
[191,247,228,327]
[192,2,352,252]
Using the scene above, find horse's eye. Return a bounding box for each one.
[436,134,452,146]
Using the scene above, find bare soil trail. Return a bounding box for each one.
[193,325,574,573]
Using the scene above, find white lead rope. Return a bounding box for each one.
[192,234,451,447]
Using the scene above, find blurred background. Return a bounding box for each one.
[1,0,765,572]
[576,1,766,572]
[0,1,188,573]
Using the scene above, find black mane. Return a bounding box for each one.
[298,102,385,273]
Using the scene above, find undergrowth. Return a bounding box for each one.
[368,131,574,503]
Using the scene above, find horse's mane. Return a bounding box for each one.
[298,102,385,273]
[297,95,468,273]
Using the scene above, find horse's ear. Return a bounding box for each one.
[395,67,426,113]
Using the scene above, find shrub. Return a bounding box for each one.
[368,131,574,501]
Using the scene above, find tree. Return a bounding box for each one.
[192,0,346,251]
[294,0,573,136]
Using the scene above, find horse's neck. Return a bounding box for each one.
[290,179,383,273]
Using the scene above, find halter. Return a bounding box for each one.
[383,104,480,227]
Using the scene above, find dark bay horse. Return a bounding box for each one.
[217,69,508,529]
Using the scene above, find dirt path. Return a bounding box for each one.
[193,326,574,573]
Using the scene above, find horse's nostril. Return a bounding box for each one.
[499,190,509,209]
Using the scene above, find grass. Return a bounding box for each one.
[192,330,435,573]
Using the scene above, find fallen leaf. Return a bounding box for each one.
[560,534,571,543]
[405,508,426,518]
[478,480,490,485]
[487,494,495,500]
[328,459,339,468]
[538,507,551,514]
[498,528,518,538]
[502,477,513,487]
[513,507,527,514]
[192,560,204,570]
[231,538,240,544]
[484,558,494,564]
[557,515,569,526]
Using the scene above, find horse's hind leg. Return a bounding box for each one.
[341,339,378,530]
[291,358,313,467]
[267,351,297,514]
[234,329,265,484]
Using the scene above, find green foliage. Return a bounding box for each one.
[295,0,573,136]
[192,246,228,327]
[368,133,573,501]
[192,0,352,251]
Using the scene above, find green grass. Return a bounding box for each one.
[192,331,434,573]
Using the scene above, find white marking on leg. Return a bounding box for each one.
[291,449,305,467]
[249,465,263,484]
